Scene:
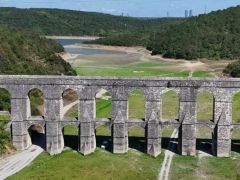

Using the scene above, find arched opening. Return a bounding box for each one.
[161,90,179,154]
[196,92,214,155]
[28,88,44,117]
[62,125,78,151]
[95,89,112,119]
[232,92,240,122]
[128,126,146,153]
[197,92,214,121]
[196,127,213,155]
[95,125,112,152]
[161,90,179,121]
[62,89,79,119]
[162,127,178,154]
[0,88,11,154]
[232,92,240,152]
[0,88,11,121]
[28,124,45,149]
[231,129,240,154]
[128,90,145,120]
[95,89,112,151]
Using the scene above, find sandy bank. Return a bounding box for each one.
[60,52,79,60]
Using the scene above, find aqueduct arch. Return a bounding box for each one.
[3,75,240,157]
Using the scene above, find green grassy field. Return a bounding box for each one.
[8,149,163,180]
[170,153,240,180]
[74,59,214,78]
[0,114,10,121]
[75,66,192,77]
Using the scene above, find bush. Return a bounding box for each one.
[224,60,240,77]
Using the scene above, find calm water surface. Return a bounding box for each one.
[56,38,127,56]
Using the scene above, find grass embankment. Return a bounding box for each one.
[170,155,240,179]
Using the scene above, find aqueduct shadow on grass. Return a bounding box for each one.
[2,75,240,157]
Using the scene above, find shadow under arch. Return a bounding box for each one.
[62,124,79,151]
[128,89,145,120]
[231,128,240,154]
[28,124,46,149]
[161,89,179,121]
[28,88,45,117]
[128,126,146,153]
[161,126,179,154]
[62,88,79,119]
[196,127,213,155]
[95,125,112,152]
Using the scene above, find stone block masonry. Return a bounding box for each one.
[1,75,240,157]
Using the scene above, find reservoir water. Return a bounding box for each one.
[56,39,86,46]
[56,38,127,56]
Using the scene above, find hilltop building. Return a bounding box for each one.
[185,10,188,18]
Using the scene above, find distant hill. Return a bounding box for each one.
[0,7,181,37]
[147,6,240,60]
[0,26,76,75]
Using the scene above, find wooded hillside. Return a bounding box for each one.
[147,6,240,60]
[0,26,76,75]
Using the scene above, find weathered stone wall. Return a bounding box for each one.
[1,75,240,157]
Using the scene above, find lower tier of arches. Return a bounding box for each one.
[10,120,239,157]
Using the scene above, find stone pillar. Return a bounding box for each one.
[145,87,161,157]
[11,86,30,151]
[45,95,64,155]
[212,89,232,157]
[112,87,128,154]
[178,87,197,156]
[79,87,96,155]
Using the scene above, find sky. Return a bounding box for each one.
[0,0,239,17]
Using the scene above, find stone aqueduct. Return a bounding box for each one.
[1,75,240,157]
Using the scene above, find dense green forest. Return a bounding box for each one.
[91,6,240,61]
[0,7,182,37]
[147,6,240,60]
[0,26,75,75]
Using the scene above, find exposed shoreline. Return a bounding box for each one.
[63,43,232,64]
[45,36,99,40]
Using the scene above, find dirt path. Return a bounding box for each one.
[0,145,43,180]
[63,101,79,115]
[158,129,178,180]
